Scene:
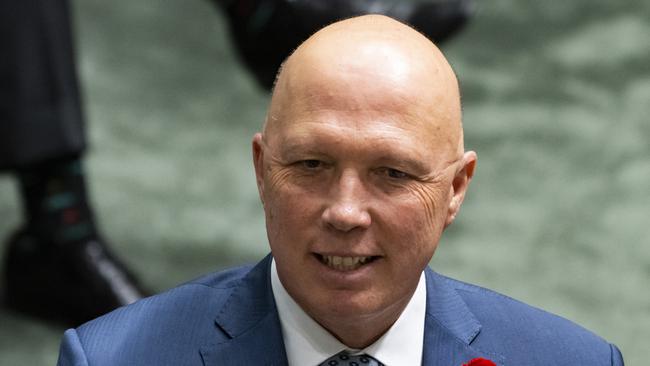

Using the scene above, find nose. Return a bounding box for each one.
[321,170,371,232]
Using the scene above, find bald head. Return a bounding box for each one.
[252,16,477,348]
[265,14,464,158]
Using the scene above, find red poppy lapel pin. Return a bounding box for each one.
[462,358,496,366]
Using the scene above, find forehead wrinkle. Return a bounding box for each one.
[278,69,460,158]
[267,99,461,166]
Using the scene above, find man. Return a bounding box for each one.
[56,15,624,365]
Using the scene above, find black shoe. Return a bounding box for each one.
[3,229,147,326]
[217,0,475,90]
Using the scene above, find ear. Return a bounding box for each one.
[252,133,266,204]
[445,151,477,228]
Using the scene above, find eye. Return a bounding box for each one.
[387,168,408,179]
[379,167,410,180]
[300,160,322,169]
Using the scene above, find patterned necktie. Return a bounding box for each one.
[319,351,384,366]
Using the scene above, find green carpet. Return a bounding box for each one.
[1,0,648,364]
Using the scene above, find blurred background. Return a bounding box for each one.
[0,0,648,364]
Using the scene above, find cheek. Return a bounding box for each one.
[407,182,451,233]
[379,183,450,261]
[265,165,293,196]
[263,169,320,238]
[264,167,295,217]
[264,192,305,261]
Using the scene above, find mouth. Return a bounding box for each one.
[314,253,379,272]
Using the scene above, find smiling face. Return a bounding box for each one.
[253,15,476,346]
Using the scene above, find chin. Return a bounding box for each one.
[316,291,387,319]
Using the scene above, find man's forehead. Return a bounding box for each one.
[267,75,461,155]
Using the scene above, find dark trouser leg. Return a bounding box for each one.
[1,0,145,326]
[0,0,85,167]
[17,156,98,245]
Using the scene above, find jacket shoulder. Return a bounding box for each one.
[70,263,256,365]
[439,274,621,365]
[185,262,255,288]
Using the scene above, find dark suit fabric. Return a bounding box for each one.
[57,255,624,365]
[0,0,85,170]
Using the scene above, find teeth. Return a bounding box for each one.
[321,255,373,271]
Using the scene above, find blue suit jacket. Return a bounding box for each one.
[57,255,623,365]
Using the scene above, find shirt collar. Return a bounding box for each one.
[271,259,426,366]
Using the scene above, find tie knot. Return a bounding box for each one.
[319,351,384,366]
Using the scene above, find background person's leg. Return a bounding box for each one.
[0,0,145,326]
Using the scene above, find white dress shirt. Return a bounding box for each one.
[271,259,426,366]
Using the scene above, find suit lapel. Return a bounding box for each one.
[422,268,506,366]
[200,255,288,365]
